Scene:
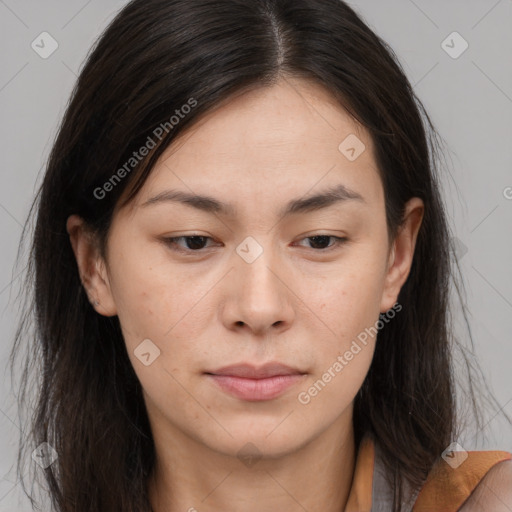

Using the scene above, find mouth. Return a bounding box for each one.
[205,362,307,401]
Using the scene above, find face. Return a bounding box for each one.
[68,77,423,460]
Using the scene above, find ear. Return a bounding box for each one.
[380,197,424,313]
[66,214,117,316]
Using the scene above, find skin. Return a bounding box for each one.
[67,77,425,512]
[460,459,512,511]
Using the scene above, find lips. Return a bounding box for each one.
[205,362,304,379]
[205,362,307,401]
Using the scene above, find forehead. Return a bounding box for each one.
[133,77,384,214]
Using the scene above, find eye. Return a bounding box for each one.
[294,235,348,251]
[162,234,348,255]
[163,235,217,254]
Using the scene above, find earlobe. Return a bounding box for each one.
[379,198,424,313]
[66,215,117,317]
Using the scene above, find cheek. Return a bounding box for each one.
[292,338,375,440]
[107,240,203,336]
[108,255,221,403]
[113,262,206,418]
[311,255,387,338]
[293,270,382,421]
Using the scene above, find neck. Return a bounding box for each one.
[147,409,357,512]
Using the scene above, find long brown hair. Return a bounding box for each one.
[10,0,508,510]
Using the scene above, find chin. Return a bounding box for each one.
[203,421,312,461]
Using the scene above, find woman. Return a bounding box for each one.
[11,0,512,511]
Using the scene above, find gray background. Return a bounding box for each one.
[1,0,511,510]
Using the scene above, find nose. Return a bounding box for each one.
[222,239,295,336]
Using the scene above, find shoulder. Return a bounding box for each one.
[458,458,512,511]
[412,448,512,512]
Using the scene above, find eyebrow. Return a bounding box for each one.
[141,183,365,218]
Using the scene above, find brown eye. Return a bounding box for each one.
[295,235,348,251]
[164,235,215,253]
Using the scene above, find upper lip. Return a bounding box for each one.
[206,362,305,379]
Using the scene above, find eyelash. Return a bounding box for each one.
[162,234,348,255]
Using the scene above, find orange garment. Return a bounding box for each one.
[344,436,511,511]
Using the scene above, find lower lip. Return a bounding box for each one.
[207,374,305,401]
